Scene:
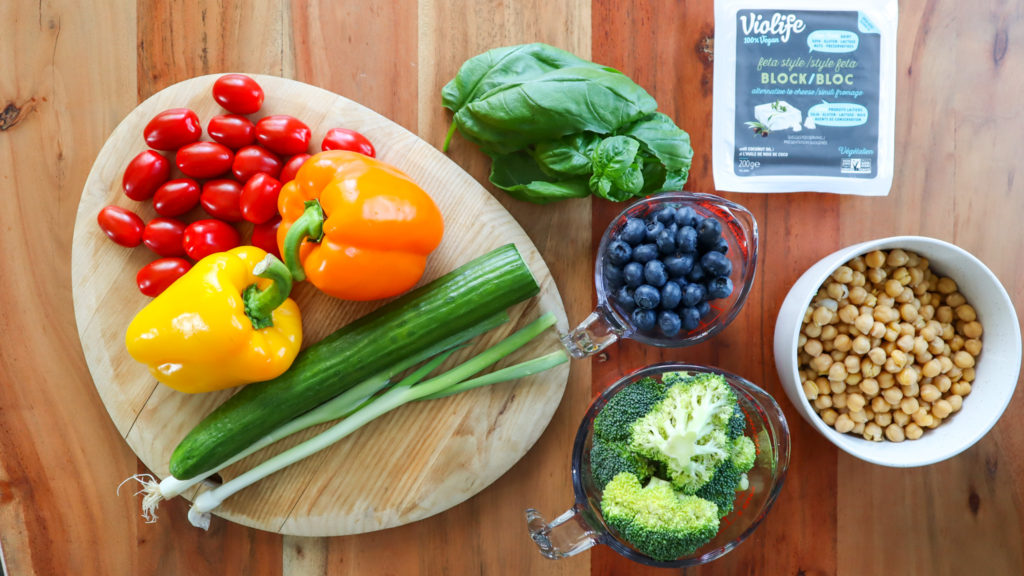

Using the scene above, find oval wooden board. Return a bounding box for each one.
[70,74,570,537]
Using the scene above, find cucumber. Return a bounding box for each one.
[170,244,541,479]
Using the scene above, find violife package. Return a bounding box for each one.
[712,0,898,195]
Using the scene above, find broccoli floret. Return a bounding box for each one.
[591,436,654,489]
[629,372,739,493]
[593,376,667,442]
[726,403,747,440]
[695,436,757,518]
[601,473,720,561]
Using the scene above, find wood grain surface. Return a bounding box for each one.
[1,0,1022,575]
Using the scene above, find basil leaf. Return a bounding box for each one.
[441,43,599,113]
[621,112,694,173]
[453,66,658,154]
[489,150,591,204]
[589,136,644,201]
[533,132,600,176]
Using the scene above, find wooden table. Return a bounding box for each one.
[1,1,1021,574]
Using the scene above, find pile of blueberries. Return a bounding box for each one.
[603,204,735,338]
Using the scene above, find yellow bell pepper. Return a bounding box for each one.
[125,246,302,393]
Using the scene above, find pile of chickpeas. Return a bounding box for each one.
[797,249,983,442]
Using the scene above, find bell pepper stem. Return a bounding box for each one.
[282,200,325,283]
[243,254,293,330]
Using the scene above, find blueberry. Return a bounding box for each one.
[620,217,646,245]
[644,220,665,243]
[681,283,706,307]
[605,240,632,267]
[656,229,677,254]
[632,308,657,331]
[664,254,694,277]
[604,264,625,290]
[623,262,644,287]
[658,310,682,337]
[632,243,659,264]
[697,301,711,317]
[707,276,734,299]
[713,236,729,254]
[687,261,707,283]
[674,206,698,228]
[701,251,732,277]
[660,280,682,309]
[680,306,701,331]
[655,207,676,225]
[698,218,723,249]
[633,284,661,310]
[676,225,698,253]
[643,260,668,287]
[613,285,636,313]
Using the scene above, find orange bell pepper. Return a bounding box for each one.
[277,150,444,301]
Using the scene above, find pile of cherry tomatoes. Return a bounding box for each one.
[97,74,376,296]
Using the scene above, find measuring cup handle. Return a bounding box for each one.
[560,305,627,359]
[525,505,598,559]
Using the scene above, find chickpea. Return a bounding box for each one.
[920,383,941,403]
[821,408,839,426]
[920,304,935,320]
[829,362,849,382]
[915,350,934,365]
[887,249,909,267]
[809,354,833,373]
[836,304,858,324]
[869,321,887,339]
[814,395,833,410]
[835,413,855,433]
[947,366,963,382]
[804,339,824,357]
[883,325,900,343]
[932,399,953,420]
[948,394,964,412]
[964,339,982,357]
[863,422,883,442]
[874,411,892,427]
[849,286,868,305]
[843,355,861,375]
[851,335,871,355]
[830,378,847,395]
[861,359,881,378]
[885,423,906,442]
[877,372,895,389]
[896,366,919,387]
[905,423,924,440]
[895,334,915,352]
[852,421,867,435]
[834,334,852,352]
[889,350,909,370]
[951,381,972,397]
[847,393,867,413]
[848,410,868,424]
[893,410,911,427]
[813,306,834,326]
[912,337,929,356]
[935,306,954,324]
[803,380,819,400]
[833,392,848,409]
[892,267,911,286]
[851,271,867,288]
[867,268,887,285]
[884,279,903,298]
[954,304,977,322]
[900,397,920,415]
[821,325,838,341]
[832,266,854,284]
[953,350,975,369]
[871,395,891,413]
[901,381,920,399]
[854,314,874,334]
[804,322,823,338]
[860,378,880,397]
[900,303,918,322]
[963,320,983,339]
[912,408,934,427]
[867,347,887,366]
[962,367,975,383]
[824,282,845,301]
[933,374,952,393]
[946,292,967,308]
[865,250,887,269]
[849,256,867,272]
[940,323,956,341]
[883,387,903,406]
[845,372,862,387]
[908,267,924,286]
[936,277,958,294]
[919,325,938,343]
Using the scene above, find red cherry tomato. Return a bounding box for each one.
[137,258,192,297]
[200,179,245,222]
[251,216,282,259]
[321,128,376,157]
[97,205,145,247]
[153,178,201,217]
[240,173,282,224]
[176,142,234,179]
[232,145,282,181]
[212,74,264,115]
[255,115,311,156]
[144,108,202,151]
[183,219,240,261]
[208,114,256,149]
[142,218,188,257]
[279,153,310,184]
[122,150,171,200]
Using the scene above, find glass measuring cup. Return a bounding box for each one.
[525,362,790,567]
[561,192,758,358]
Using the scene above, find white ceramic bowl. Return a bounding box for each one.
[774,236,1021,467]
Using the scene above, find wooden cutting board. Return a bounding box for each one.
[70,74,570,537]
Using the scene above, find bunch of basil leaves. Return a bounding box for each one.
[442,43,693,204]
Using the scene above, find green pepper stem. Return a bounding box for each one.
[243,254,293,330]
[282,200,325,283]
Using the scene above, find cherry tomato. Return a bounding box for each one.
[251,216,282,259]
[279,153,310,184]
[232,145,282,181]
[176,142,234,179]
[183,219,241,261]
[97,205,145,247]
[208,114,256,149]
[212,74,264,115]
[144,108,202,151]
[239,173,282,224]
[122,150,171,201]
[153,178,201,217]
[137,258,192,297]
[321,128,376,157]
[200,179,245,222]
[255,115,311,156]
[142,218,188,257]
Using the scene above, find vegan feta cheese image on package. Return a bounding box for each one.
[712,0,898,195]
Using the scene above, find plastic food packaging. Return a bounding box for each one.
[712,0,898,196]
